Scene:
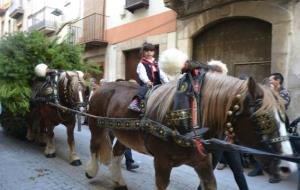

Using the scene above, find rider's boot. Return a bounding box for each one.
[128,98,141,113]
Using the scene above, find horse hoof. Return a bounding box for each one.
[114,186,128,190]
[70,160,82,166]
[45,153,56,158]
[85,172,94,179]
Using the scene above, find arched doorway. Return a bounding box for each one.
[193,17,271,81]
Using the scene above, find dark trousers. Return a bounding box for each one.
[136,85,149,100]
[198,150,248,190]
[124,148,134,166]
[214,150,249,190]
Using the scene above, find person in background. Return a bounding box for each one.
[88,78,98,101]
[124,148,139,170]
[269,72,290,109]
[248,72,290,183]
[128,42,169,113]
[83,78,98,125]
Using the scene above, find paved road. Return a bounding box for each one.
[0,125,298,190]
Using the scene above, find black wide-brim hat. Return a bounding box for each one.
[142,42,155,51]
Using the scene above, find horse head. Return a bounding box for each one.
[145,72,297,181]
[231,77,297,179]
[59,71,86,112]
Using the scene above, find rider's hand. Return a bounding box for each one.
[146,81,153,87]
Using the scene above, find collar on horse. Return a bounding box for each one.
[165,66,207,156]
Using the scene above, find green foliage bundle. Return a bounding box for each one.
[0,31,100,116]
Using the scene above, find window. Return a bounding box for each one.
[125,0,149,13]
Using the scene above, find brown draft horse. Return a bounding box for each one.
[26,71,86,166]
[86,73,296,190]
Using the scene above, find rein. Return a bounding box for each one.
[38,70,86,131]
[47,101,300,163]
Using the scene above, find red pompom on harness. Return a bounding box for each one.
[191,68,207,157]
[194,138,206,157]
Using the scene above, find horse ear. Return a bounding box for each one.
[65,72,71,79]
[247,77,263,100]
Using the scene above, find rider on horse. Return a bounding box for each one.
[128,42,169,113]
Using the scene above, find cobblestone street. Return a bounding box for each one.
[0,125,298,190]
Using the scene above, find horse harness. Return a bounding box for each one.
[164,68,291,156]
[33,70,86,123]
[224,91,292,154]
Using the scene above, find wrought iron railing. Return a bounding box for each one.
[27,7,60,33]
[9,0,24,19]
[68,13,107,47]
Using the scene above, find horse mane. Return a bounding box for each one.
[58,71,83,106]
[145,80,177,121]
[60,71,84,80]
[59,71,79,89]
[256,85,285,115]
[200,73,247,134]
[145,73,283,135]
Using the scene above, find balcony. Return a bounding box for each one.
[27,7,61,34]
[69,13,107,48]
[0,0,12,16]
[9,0,24,19]
[125,0,149,13]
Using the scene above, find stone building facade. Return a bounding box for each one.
[165,0,300,119]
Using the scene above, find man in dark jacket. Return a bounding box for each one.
[248,72,291,183]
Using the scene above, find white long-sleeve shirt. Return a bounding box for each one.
[136,62,169,84]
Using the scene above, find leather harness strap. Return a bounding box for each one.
[188,69,207,156]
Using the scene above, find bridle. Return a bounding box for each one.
[42,70,86,114]
[226,94,290,154]
[63,72,86,112]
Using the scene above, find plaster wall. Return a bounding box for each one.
[106,0,171,29]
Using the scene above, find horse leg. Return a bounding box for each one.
[66,122,81,166]
[26,110,35,142]
[193,154,216,190]
[86,133,100,178]
[154,157,172,190]
[26,122,34,142]
[110,140,128,190]
[86,122,112,179]
[37,119,47,146]
[86,153,99,180]
[44,121,56,158]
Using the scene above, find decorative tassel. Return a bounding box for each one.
[194,138,206,157]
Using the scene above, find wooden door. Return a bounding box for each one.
[125,48,141,81]
[193,18,272,82]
